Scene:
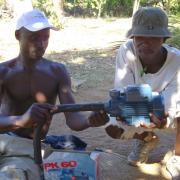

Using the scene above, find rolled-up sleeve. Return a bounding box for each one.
[114,42,135,89]
[162,70,180,128]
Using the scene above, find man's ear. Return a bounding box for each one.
[15,30,20,40]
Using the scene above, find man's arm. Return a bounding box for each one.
[0,65,12,131]
[56,63,108,131]
[0,115,23,132]
[0,62,57,133]
[114,41,135,89]
[0,103,55,132]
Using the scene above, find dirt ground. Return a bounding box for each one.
[46,18,175,180]
[0,17,176,179]
[49,84,175,180]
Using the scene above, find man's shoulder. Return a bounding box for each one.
[0,59,16,74]
[122,39,133,46]
[118,39,134,51]
[43,58,67,74]
[163,44,180,68]
[164,44,180,57]
[117,39,136,61]
[0,59,15,67]
[43,58,66,67]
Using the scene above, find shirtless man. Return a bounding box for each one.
[0,9,108,179]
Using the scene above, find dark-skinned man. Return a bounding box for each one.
[0,9,108,179]
[105,7,180,179]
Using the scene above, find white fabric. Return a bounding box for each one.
[166,155,180,179]
[109,39,180,139]
[0,134,41,180]
[16,9,56,32]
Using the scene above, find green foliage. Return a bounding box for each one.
[168,0,180,15]
[1,0,180,19]
[166,14,180,48]
[167,28,180,49]
[65,0,134,17]
[33,0,62,29]
[65,0,101,17]
[140,0,180,15]
[0,0,4,6]
[105,0,133,17]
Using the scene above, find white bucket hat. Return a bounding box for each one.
[16,9,57,32]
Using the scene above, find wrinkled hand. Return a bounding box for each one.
[88,110,109,127]
[17,103,56,128]
[140,113,168,129]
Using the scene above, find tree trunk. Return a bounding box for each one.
[3,0,13,11]
[3,0,8,9]
[52,0,64,20]
[132,0,140,16]
[97,0,106,18]
[97,1,102,18]
[166,0,171,14]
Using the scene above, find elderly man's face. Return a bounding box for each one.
[133,36,164,65]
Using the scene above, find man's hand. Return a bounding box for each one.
[105,125,124,139]
[16,103,56,128]
[88,110,109,127]
[140,113,168,129]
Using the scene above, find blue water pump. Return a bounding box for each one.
[106,84,165,125]
[52,84,165,126]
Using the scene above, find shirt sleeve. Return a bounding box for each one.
[114,41,135,89]
[162,70,180,127]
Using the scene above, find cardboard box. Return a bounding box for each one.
[43,150,100,180]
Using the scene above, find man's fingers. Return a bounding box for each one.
[99,110,104,114]
[88,111,109,127]
[140,122,156,129]
[31,104,53,124]
[105,125,124,139]
[33,103,57,116]
[36,103,56,110]
[149,113,167,129]
[32,105,50,116]
[116,116,125,123]
[98,110,109,122]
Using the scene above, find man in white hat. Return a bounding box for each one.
[0,9,108,179]
[105,7,180,179]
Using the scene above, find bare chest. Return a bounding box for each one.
[3,68,59,103]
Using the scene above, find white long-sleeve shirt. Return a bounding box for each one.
[114,39,180,128]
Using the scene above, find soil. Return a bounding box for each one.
[0,17,176,180]
[46,18,175,180]
[49,84,175,180]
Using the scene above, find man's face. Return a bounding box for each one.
[133,36,164,65]
[16,28,50,60]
